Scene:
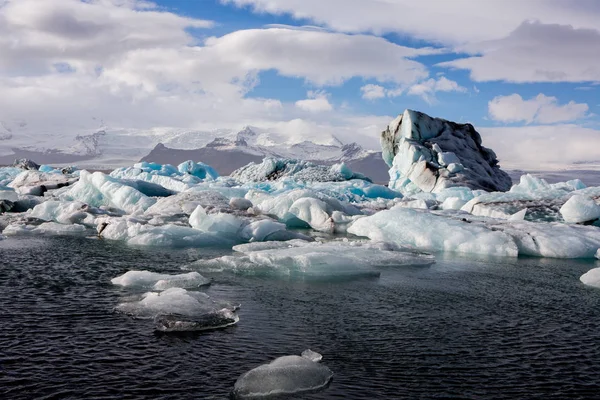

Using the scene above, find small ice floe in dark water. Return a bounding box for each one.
[115,288,240,332]
[232,350,333,399]
[154,309,239,333]
[111,270,210,291]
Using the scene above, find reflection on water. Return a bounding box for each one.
[1,236,600,399]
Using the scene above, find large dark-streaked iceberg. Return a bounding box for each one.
[381,109,512,195]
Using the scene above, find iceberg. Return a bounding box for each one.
[97,217,233,248]
[381,109,512,194]
[177,160,219,180]
[193,239,434,278]
[60,171,155,215]
[348,208,600,259]
[231,157,370,183]
[348,208,518,257]
[8,170,78,196]
[111,271,210,290]
[232,350,333,399]
[145,191,230,216]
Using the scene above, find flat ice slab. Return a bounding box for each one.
[232,351,333,399]
[193,239,434,279]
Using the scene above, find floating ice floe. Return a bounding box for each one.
[232,350,333,399]
[580,267,600,289]
[348,208,600,259]
[192,239,434,278]
[115,287,239,332]
[3,221,89,236]
[111,270,210,290]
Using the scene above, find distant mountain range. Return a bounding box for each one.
[0,123,390,182]
[141,127,389,182]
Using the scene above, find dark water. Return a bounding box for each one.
[2,237,600,399]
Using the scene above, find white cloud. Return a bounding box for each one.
[360,84,386,100]
[221,0,600,44]
[0,0,213,74]
[440,22,600,83]
[0,0,441,150]
[488,94,589,124]
[295,91,333,112]
[407,77,467,103]
[481,124,600,169]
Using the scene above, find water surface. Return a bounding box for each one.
[1,237,600,399]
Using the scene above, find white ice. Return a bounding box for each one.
[195,239,434,278]
[111,270,210,290]
[61,171,155,214]
[115,287,236,318]
[3,222,88,236]
[232,351,333,399]
[560,195,600,224]
[348,208,600,258]
[580,267,600,288]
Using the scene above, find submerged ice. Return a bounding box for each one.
[232,350,333,399]
[192,239,434,278]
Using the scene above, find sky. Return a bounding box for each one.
[0,0,599,168]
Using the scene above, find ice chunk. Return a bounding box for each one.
[381,109,512,194]
[29,201,91,225]
[0,189,18,202]
[60,171,155,214]
[146,191,230,216]
[154,309,239,332]
[98,217,233,248]
[288,197,334,233]
[239,219,296,242]
[301,349,323,362]
[13,158,40,170]
[508,208,527,221]
[232,352,333,399]
[177,160,219,180]
[348,208,519,257]
[119,179,175,197]
[230,197,253,211]
[8,170,78,196]
[441,197,467,210]
[0,167,23,186]
[195,240,434,278]
[580,267,600,288]
[189,205,245,239]
[3,222,88,236]
[488,219,600,258]
[560,195,600,224]
[231,157,370,183]
[349,207,600,259]
[111,271,210,290]
[115,287,238,319]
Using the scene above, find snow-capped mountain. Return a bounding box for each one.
[141,127,389,182]
[0,121,390,182]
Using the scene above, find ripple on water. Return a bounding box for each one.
[1,236,600,399]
